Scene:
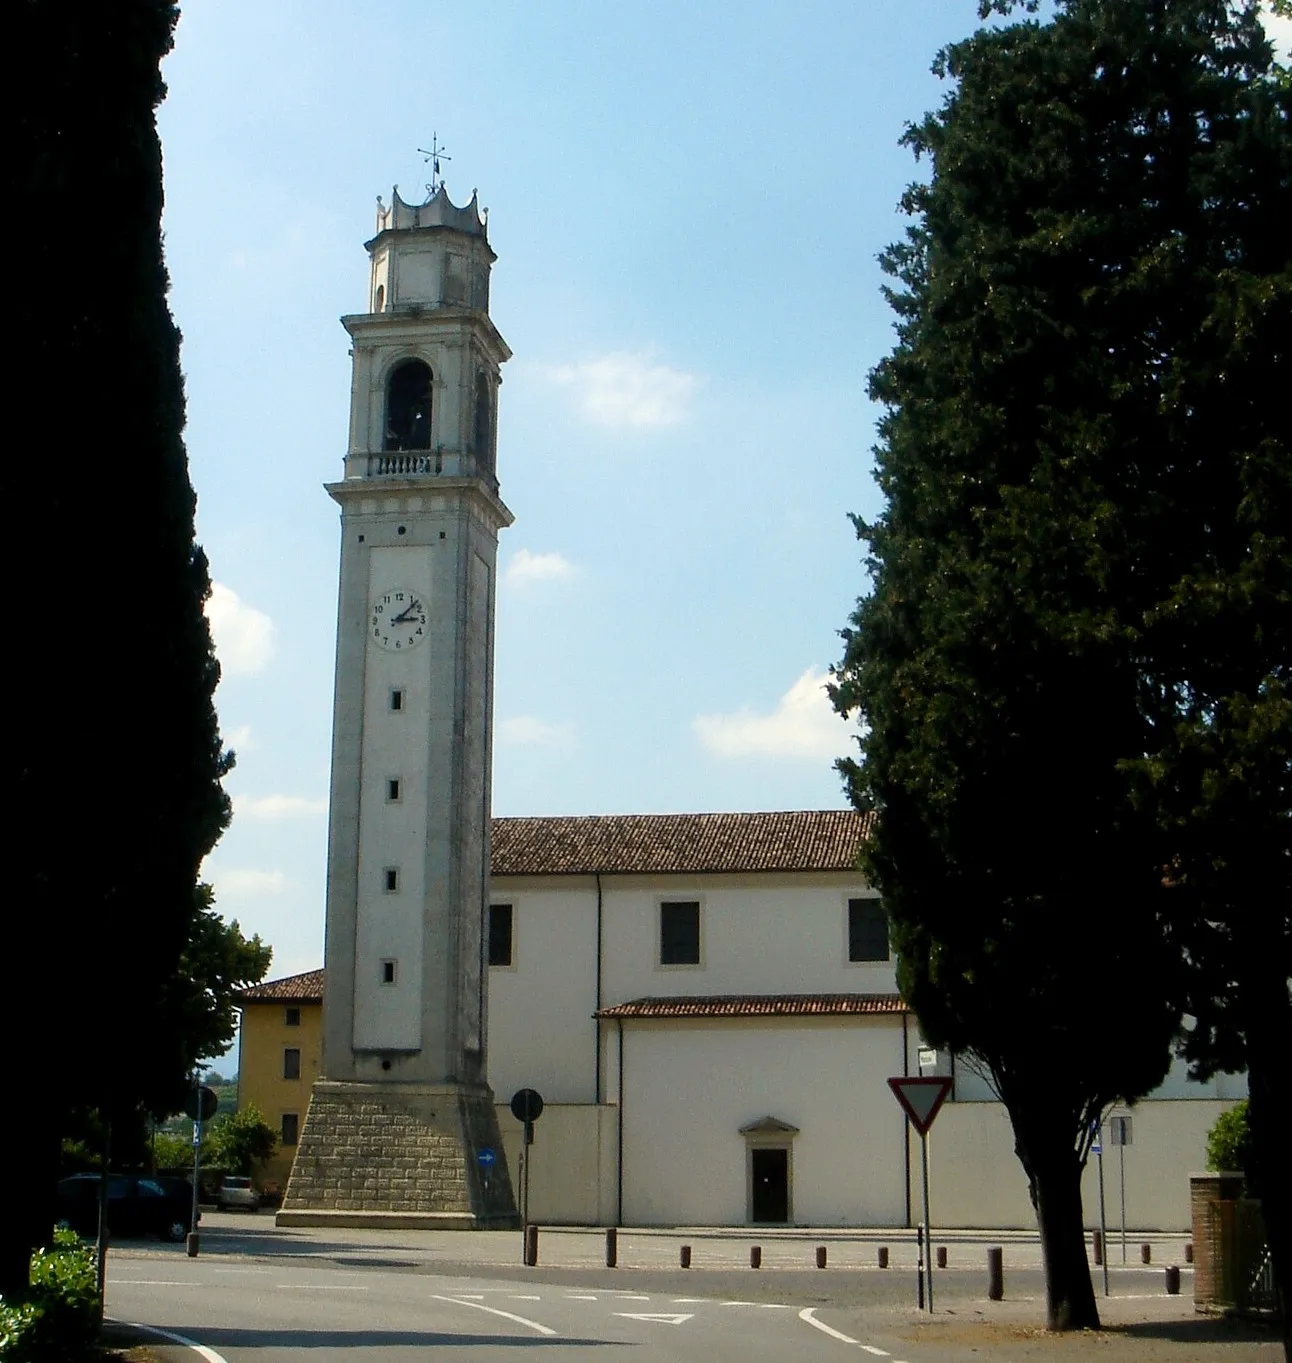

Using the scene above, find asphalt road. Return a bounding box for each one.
[108,1253,926,1362]
[103,1214,1281,1363]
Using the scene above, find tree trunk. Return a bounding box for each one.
[1014,1112,1101,1331]
[1244,1009,1291,1359]
[1,1109,60,1299]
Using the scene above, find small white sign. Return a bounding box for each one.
[917,1047,938,1069]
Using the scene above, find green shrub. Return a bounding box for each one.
[1205,1100,1252,1177]
[0,1226,100,1362]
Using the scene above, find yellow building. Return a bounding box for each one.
[236,969,323,1190]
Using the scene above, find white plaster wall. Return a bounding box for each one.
[619,1017,907,1227]
[920,1099,1240,1231]
[486,872,894,1109]
[495,1104,618,1226]
[601,874,893,1002]
[353,544,434,1050]
[487,879,599,1103]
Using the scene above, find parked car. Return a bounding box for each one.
[56,1173,193,1243]
[217,1176,259,1211]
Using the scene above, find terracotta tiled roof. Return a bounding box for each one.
[239,969,324,1003]
[595,993,906,1019]
[491,810,870,877]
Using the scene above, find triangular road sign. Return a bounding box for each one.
[888,1076,953,1135]
[614,1313,694,1325]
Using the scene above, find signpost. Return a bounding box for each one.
[476,1147,497,1200]
[1110,1114,1133,1263]
[182,1082,218,1257]
[510,1088,544,1261]
[888,1076,953,1313]
[1092,1120,1109,1296]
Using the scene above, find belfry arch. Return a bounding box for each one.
[384,358,432,451]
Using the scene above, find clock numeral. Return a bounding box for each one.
[415,627,423,636]
[394,592,405,601]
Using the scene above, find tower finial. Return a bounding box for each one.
[417,134,452,199]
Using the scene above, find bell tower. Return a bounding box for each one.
[280,185,517,1228]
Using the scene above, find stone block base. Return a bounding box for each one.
[279,1079,518,1229]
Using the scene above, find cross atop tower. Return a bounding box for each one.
[418,134,452,197]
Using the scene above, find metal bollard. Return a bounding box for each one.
[1165,1264,1180,1295]
[524,1224,539,1266]
[1185,1242,1194,1264]
[987,1246,1003,1301]
[936,1246,947,1269]
[750,1245,762,1269]
[605,1227,617,1268]
[186,1232,199,1258]
[1092,1229,1104,1266]
[816,1245,827,1269]
[1141,1243,1152,1265]
[680,1244,692,1269]
[878,1245,889,1269]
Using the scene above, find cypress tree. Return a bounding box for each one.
[833,0,1288,1331]
[4,1,230,1292]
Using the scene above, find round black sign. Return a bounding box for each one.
[509,1088,544,1123]
[184,1085,219,1122]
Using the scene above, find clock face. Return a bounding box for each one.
[370,588,428,652]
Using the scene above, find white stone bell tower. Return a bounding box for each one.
[281,184,517,1228]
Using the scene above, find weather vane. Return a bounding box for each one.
[418,134,451,197]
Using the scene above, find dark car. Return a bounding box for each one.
[56,1173,193,1243]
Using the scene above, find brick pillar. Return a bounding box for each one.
[1190,1172,1244,1311]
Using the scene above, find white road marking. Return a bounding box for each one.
[860,1348,892,1358]
[429,1294,557,1337]
[508,1293,541,1300]
[455,1293,486,1299]
[113,1320,229,1363]
[614,1312,695,1325]
[213,1267,269,1274]
[671,1297,708,1303]
[282,1284,369,1291]
[721,1300,759,1306]
[798,1307,860,1345]
[566,1293,600,1300]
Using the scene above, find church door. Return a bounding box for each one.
[750,1147,790,1223]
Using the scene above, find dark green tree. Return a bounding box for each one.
[832,0,1287,1332]
[4,1,232,1295]
[207,1105,278,1179]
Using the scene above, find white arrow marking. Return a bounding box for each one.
[614,1312,695,1325]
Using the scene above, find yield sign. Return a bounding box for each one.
[888,1076,953,1135]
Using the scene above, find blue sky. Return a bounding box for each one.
[157,1,1292,1062]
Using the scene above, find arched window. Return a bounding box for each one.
[374,284,385,312]
[472,371,494,472]
[384,359,432,451]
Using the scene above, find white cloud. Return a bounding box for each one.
[1264,11,1292,58]
[504,549,575,587]
[210,868,291,897]
[549,350,699,429]
[693,667,846,761]
[497,716,573,747]
[233,794,328,820]
[225,724,256,753]
[206,583,276,677]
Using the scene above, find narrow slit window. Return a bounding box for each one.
[283,1048,301,1080]
[390,688,405,712]
[384,868,399,893]
[281,1113,300,1146]
[387,777,401,802]
[381,959,397,985]
[488,903,514,968]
